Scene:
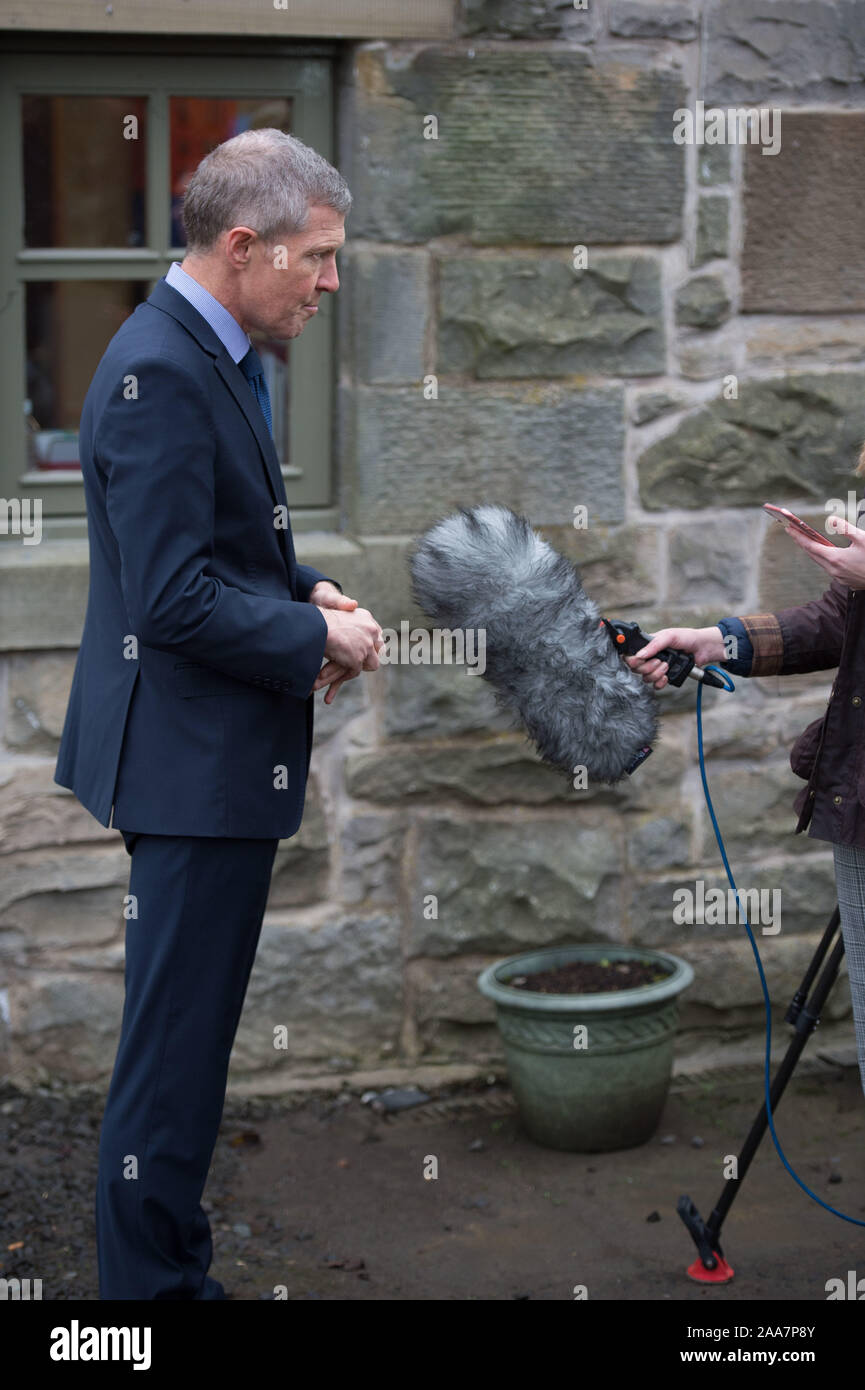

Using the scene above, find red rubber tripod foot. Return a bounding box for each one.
[686,1252,735,1284]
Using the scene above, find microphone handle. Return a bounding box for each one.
[601,618,726,689]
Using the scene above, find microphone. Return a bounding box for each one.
[409,504,661,783]
[600,619,727,691]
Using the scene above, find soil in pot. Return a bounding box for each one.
[508,958,674,994]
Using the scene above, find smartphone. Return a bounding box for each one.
[762,503,836,547]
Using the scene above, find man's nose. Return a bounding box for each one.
[317,264,339,293]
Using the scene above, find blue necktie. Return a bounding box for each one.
[239,345,273,435]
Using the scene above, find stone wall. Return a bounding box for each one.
[3,0,863,1088]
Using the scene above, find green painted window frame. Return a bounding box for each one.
[0,49,338,537]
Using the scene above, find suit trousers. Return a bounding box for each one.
[95,829,279,1299]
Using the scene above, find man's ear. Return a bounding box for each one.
[224,226,257,267]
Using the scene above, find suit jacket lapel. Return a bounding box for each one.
[147,279,297,591]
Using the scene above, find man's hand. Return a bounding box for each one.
[311,601,384,704]
[625,626,727,691]
[307,582,384,702]
[309,580,357,611]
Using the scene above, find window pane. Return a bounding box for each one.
[22,96,147,249]
[26,280,150,470]
[170,97,293,246]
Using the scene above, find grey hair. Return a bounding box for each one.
[181,127,351,253]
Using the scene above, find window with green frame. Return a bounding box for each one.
[0,51,338,538]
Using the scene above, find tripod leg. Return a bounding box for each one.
[786,905,840,1025]
[704,934,846,1248]
[678,907,845,1278]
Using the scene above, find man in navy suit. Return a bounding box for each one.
[54,128,382,1299]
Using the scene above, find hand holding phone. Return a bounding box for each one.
[762,503,836,548]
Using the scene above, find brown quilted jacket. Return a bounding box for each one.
[737,577,865,845]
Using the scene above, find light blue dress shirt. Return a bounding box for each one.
[165,260,251,365]
[162,261,339,601]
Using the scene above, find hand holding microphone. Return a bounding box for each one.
[626,626,729,691]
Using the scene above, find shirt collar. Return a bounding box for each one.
[165,260,251,365]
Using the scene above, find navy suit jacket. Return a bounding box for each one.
[55,278,338,838]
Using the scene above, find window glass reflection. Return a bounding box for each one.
[170,97,292,246]
[23,96,147,249]
[26,280,150,469]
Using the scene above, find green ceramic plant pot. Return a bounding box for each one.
[477,944,695,1153]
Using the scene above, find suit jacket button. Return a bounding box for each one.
[834,795,843,804]
[853,696,862,707]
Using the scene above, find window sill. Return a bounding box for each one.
[0,531,421,649]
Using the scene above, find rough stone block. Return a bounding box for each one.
[675,931,850,1026]
[630,853,837,948]
[340,813,404,906]
[411,815,625,957]
[5,653,77,750]
[439,254,664,378]
[705,1,865,106]
[694,194,730,266]
[532,523,663,611]
[699,687,829,761]
[637,373,865,510]
[268,782,330,908]
[0,541,88,651]
[609,2,699,40]
[349,248,430,384]
[696,759,825,859]
[379,661,511,740]
[0,763,117,855]
[697,142,731,186]
[348,48,686,244]
[458,0,599,40]
[9,971,125,1082]
[311,672,369,743]
[352,384,626,532]
[675,274,731,328]
[667,516,755,607]
[745,316,865,367]
[234,911,403,1067]
[0,847,130,946]
[631,391,682,425]
[409,954,495,1025]
[346,740,580,806]
[677,325,738,381]
[627,814,693,871]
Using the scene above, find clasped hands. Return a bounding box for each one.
[308,581,384,704]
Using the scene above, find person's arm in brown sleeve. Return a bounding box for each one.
[732,575,849,676]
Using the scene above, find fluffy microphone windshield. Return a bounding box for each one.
[409,505,658,783]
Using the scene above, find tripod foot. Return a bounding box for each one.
[686,1252,735,1284]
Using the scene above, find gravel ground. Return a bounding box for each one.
[1,1064,863,1301]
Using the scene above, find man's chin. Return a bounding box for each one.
[285,314,312,338]
[263,322,305,342]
